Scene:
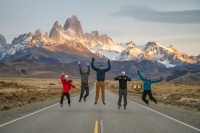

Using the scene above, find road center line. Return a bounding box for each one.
[100,120,104,133]
[94,120,98,133]
[0,95,79,128]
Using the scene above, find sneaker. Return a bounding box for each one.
[124,106,126,110]
[146,100,149,105]
[118,106,121,109]
[60,104,63,108]
[95,101,97,105]
[84,97,86,102]
[102,101,106,105]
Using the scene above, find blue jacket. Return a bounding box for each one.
[91,60,111,81]
[138,71,162,90]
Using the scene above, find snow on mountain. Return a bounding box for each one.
[89,43,124,60]
[115,41,142,61]
[141,42,197,68]
[0,15,198,68]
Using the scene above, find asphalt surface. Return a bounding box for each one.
[0,86,200,133]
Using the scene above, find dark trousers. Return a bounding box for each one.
[142,90,157,104]
[118,89,127,106]
[60,93,70,104]
[80,84,89,100]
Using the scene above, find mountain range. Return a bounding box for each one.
[0,15,199,81]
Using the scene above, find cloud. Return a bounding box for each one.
[113,6,200,24]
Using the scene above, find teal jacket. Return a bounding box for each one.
[138,71,162,90]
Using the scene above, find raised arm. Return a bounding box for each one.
[151,77,162,83]
[91,57,98,71]
[87,62,90,75]
[61,72,65,83]
[78,61,82,75]
[104,59,111,72]
[138,71,145,81]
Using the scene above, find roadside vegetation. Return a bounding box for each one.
[0,78,81,111]
[106,80,200,112]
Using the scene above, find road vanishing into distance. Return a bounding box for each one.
[0,85,200,133]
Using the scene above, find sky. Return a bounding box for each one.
[0,0,200,56]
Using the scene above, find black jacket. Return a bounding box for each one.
[114,75,131,89]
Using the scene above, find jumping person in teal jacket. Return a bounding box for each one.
[138,70,162,105]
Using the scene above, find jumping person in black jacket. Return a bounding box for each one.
[115,71,131,110]
[78,61,90,102]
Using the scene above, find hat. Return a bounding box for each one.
[65,75,68,79]
[121,71,126,74]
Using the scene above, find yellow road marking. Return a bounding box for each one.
[94,120,98,133]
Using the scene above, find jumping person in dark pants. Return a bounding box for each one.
[78,61,90,102]
[60,72,76,107]
[138,70,162,105]
[91,57,111,105]
[115,71,131,110]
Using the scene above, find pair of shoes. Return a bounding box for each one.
[79,99,81,102]
[118,106,121,109]
[60,104,63,108]
[102,101,106,105]
[94,101,97,105]
[124,106,126,110]
[68,104,71,107]
[84,97,86,102]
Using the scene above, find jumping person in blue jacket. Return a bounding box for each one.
[138,70,162,105]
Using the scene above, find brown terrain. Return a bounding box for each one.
[106,80,200,112]
[0,77,200,112]
[0,78,83,111]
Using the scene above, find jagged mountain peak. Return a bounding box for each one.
[63,15,84,40]
[0,34,7,46]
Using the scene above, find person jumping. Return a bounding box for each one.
[91,57,111,105]
[60,72,76,107]
[78,61,90,102]
[138,70,162,105]
[115,71,131,110]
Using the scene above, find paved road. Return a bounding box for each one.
[0,87,200,133]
